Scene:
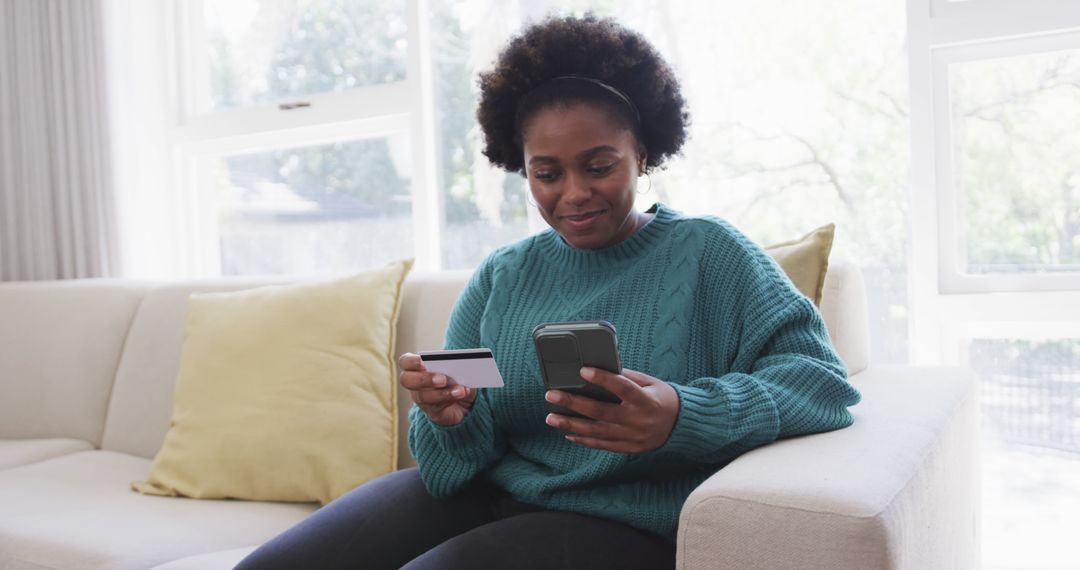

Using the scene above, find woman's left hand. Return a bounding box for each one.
[545,367,680,453]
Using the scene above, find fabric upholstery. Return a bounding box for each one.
[0,451,315,570]
[100,277,294,458]
[818,259,870,375]
[0,280,147,445]
[0,438,93,470]
[148,547,257,569]
[676,366,979,570]
[133,261,412,504]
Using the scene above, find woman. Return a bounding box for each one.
[237,14,860,570]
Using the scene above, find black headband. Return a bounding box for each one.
[527,75,641,126]
[552,75,635,124]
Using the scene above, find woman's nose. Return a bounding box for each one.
[561,171,592,203]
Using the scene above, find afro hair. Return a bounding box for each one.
[476,14,690,175]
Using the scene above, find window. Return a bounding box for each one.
[974,339,1080,453]
[212,133,414,275]
[908,0,1080,565]
[956,332,1080,568]
[937,33,1080,292]
[953,49,1080,278]
[198,0,408,112]
[426,0,532,269]
[168,0,424,276]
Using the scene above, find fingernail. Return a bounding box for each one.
[545,391,560,403]
[545,414,556,426]
[451,386,464,397]
[580,367,594,380]
[433,375,446,387]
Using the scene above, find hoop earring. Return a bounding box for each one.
[637,172,653,195]
[526,192,538,208]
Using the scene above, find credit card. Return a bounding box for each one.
[419,348,505,389]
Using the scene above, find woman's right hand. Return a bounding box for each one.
[398,353,479,426]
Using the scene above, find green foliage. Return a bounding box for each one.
[223,138,410,215]
[430,0,482,225]
[263,0,406,100]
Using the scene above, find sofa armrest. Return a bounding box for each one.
[676,366,980,570]
[819,259,870,375]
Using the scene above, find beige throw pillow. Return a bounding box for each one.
[132,259,413,505]
[765,223,835,306]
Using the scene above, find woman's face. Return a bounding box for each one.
[521,103,646,250]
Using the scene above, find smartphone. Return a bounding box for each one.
[532,320,622,419]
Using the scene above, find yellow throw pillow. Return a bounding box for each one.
[765,223,835,306]
[132,259,413,505]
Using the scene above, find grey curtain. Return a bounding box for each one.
[0,0,118,281]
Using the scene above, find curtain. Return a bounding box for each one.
[0,0,118,281]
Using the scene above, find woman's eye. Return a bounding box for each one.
[586,163,615,175]
[533,170,558,181]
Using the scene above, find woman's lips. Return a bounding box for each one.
[561,209,606,230]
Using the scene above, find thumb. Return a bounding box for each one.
[462,386,478,403]
[621,368,657,387]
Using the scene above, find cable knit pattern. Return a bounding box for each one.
[407,203,861,541]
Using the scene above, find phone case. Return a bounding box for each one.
[532,320,622,418]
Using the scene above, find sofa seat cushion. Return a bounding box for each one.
[0,450,315,570]
[149,546,257,569]
[0,438,93,470]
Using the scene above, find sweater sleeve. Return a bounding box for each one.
[407,256,507,496]
[653,242,861,464]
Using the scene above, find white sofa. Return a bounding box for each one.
[0,260,979,569]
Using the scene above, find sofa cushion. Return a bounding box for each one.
[101,271,473,473]
[764,223,834,305]
[818,259,869,375]
[0,451,315,570]
[0,438,94,470]
[0,280,147,445]
[101,277,295,458]
[149,546,256,570]
[132,261,412,505]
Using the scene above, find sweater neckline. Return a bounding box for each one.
[537,202,676,271]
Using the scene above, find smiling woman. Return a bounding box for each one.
[235,14,861,570]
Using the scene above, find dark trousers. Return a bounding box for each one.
[234,467,676,570]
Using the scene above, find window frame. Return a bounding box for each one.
[168,0,443,277]
[907,0,1080,363]
[929,0,1080,43]
[933,30,1080,294]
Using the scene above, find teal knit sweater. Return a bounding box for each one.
[408,203,861,540]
